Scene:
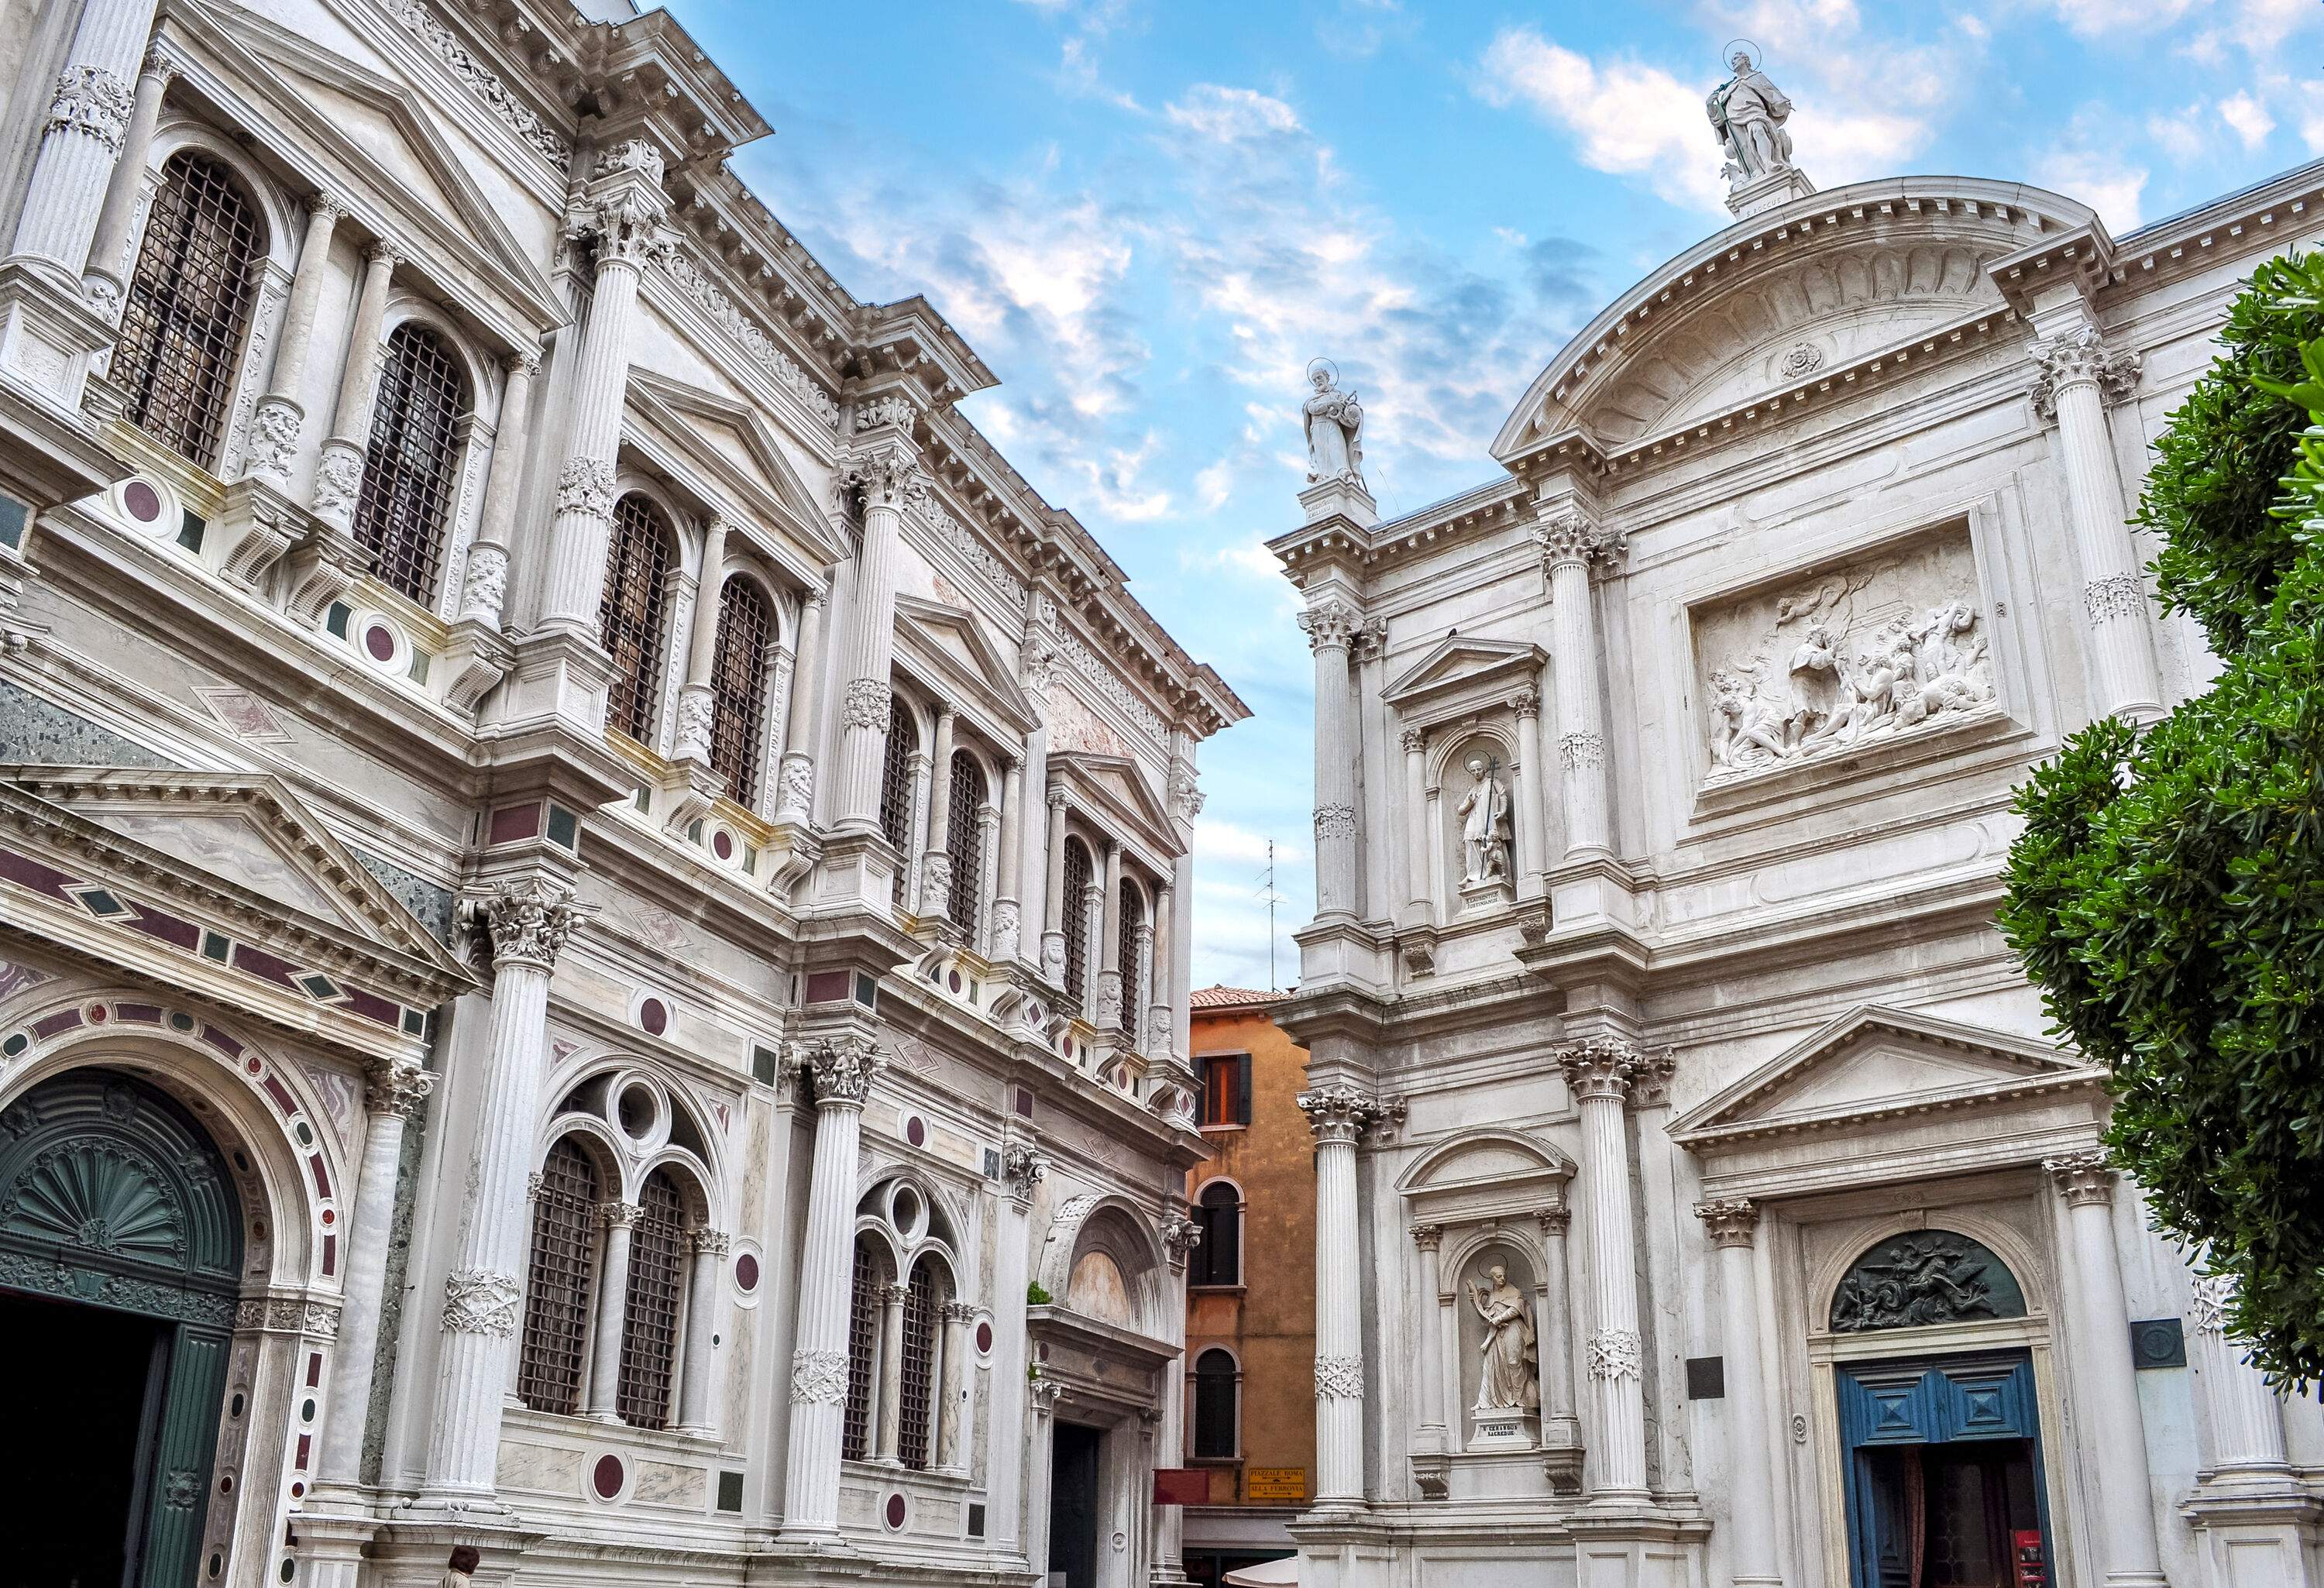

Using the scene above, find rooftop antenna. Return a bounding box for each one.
[1255,840,1286,992]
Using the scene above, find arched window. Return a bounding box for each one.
[1119,881,1145,1031]
[709,576,772,803]
[517,1137,600,1414]
[617,1169,686,1428]
[878,696,918,868]
[600,493,675,742]
[945,751,987,937]
[115,151,261,469]
[843,1238,882,1461]
[1191,1348,1238,1459]
[1061,837,1092,1009]
[899,1256,943,1469]
[1190,1181,1241,1287]
[352,323,466,603]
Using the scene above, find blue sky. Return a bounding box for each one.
[665,0,2319,992]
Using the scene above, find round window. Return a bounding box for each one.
[889,1184,924,1239]
[617,1082,658,1142]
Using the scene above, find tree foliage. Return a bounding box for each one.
[2000,253,2324,1386]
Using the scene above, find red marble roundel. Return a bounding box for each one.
[734,1251,760,1292]
[638,998,669,1036]
[363,624,397,663]
[593,1454,624,1499]
[712,829,734,861]
[123,480,162,522]
[884,1493,907,1530]
[975,1320,993,1354]
[904,1115,927,1149]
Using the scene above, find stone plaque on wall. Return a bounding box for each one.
[1693,525,1999,785]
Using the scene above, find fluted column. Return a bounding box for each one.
[2045,1151,2168,1588]
[992,756,1026,961]
[455,349,538,631]
[1534,1205,1580,1450]
[1510,687,1546,891]
[2031,321,2163,723]
[829,432,920,832]
[308,241,397,530]
[1556,1036,1670,1502]
[315,1059,432,1487]
[538,140,667,635]
[1411,1224,1446,1455]
[236,196,345,487]
[6,0,156,279]
[2188,1273,2292,1474]
[873,1280,909,1463]
[1535,509,1624,861]
[1041,787,1071,985]
[772,588,827,823]
[1301,1084,1391,1507]
[990,1144,1046,1552]
[921,705,959,917]
[669,514,731,765]
[81,43,171,317]
[1401,727,1432,923]
[585,1201,643,1420]
[779,1036,882,1540]
[676,1229,727,1436]
[937,1301,975,1474]
[1300,597,1365,916]
[1698,1198,1782,1588]
[419,877,583,1504]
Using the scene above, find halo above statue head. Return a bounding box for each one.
[1306,356,1339,389]
[1722,39,1762,71]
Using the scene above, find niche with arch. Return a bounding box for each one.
[1439,727,1520,911]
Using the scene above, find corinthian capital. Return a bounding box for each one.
[840,436,925,512]
[1553,1035,1674,1106]
[1694,1197,1759,1248]
[1298,596,1366,654]
[2029,324,2140,420]
[793,1033,883,1109]
[1297,1084,1404,1144]
[1534,505,1626,572]
[2044,1148,2116,1206]
[461,878,583,972]
[363,1058,435,1119]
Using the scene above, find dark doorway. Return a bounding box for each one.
[1050,1421,1102,1588]
[1857,1440,2043,1588]
[0,1287,171,1587]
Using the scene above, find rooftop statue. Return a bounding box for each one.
[1303,358,1367,489]
[1707,43,1796,192]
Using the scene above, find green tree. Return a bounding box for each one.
[2000,253,2324,1387]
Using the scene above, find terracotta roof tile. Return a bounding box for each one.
[1188,985,1285,1010]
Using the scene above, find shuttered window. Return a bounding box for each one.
[352,323,466,604]
[1061,838,1092,1012]
[843,1240,880,1461]
[617,1170,686,1429]
[709,577,772,803]
[899,1259,940,1469]
[115,153,260,469]
[600,494,674,742]
[517,1138,599,1414]
[945,751,986,937]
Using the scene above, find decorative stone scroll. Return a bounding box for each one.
[1587,1326,1642,1382]
[1313,1353,1365,1401]
[789,1347,850,1404]
[442,1268,521,1336]
[1697,532,1999,782]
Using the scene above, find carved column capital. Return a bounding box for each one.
[596,1199,645,1230]
[1002,1141,1050,1205]
[1508,686,1541,719]
[506,345,541,380]
[308,193,350,229]
[840,436,926,512]
[1409,1222,1443,1252]
[687,1227,731,1258]
[876,1280,911,1307]
[363,1058,435,1119]
[1298,596,1366,654]
[2030,325,2140,419]
[1160,1212,1202,1270]
[793,1034,883,1110]
[1534,505,1626,572]
[1554,1036,1674,1107]
[1399,725,1426,754]
[460,878,583,972]
[2044,1148,2116,1206]
[1533,1205,1571,1237]
[1297,1084,1404,1144]
[941,1301,979,1325]
[1694,1197,1760,1248]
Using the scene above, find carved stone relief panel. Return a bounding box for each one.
[1692,525,1999,785]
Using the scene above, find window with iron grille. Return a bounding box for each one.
[1191,1348,1239,1459]
[115,152,261,469]
[945,751,987,937]
[843,1239,881,1460]
[1191,1180,1243,1287]
[352,323,466,606]
[709,576,772,803]
[617,1170,686,1428]
[600,494,675,741]
[899,1258,941,1469]
[878,695,918,856]
[517,1137,599,1414]
[1119,882,1144,1031]
[1061,838,1092,1011]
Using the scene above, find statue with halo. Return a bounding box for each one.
[1302,358,1366,488]
[1707,42,1797,191]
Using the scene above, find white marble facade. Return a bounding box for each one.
[1270,64,2324,1588]
[0,0,1243,1585]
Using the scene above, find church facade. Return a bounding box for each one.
[0,0,1245,1584]
[1270,57,2324,1588]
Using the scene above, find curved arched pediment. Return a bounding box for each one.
[1491,177,2101,465]
[1398,1128,1573,1225]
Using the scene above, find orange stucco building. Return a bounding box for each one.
[1181,986,1314,1588]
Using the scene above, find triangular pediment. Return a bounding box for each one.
[896,595,1037,733]
[1382,633,1545,710]
[1669,1005,2102,1146]
[1050,751,1177,856]
[627,371,836,561]
[0,769,471,1048]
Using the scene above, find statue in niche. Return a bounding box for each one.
[1706,43,1796,190]
[1456,754,1512,886]
[1470,1261,1539,1413]
[1302,359,1366,488]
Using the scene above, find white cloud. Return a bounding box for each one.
[1164,84,1302,143]
[2036,148,2148,231]
[1473,30,1728,213]
[1192,818,1301,867]
[2219,91,2275,149]
[2044,0,2209,36]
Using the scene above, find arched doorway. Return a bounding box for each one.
[0,1067,242,1586]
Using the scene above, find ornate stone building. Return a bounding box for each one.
[1269,56,2324,1588]
[0,0,1243,1583]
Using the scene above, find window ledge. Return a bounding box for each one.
[500,1405,727,1456]
[1187,1284,1247,1296]
[1198,1122,1250,1135]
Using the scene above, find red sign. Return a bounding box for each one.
[2013,1529,2047,1588]
[1152,1467,1208,1506]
